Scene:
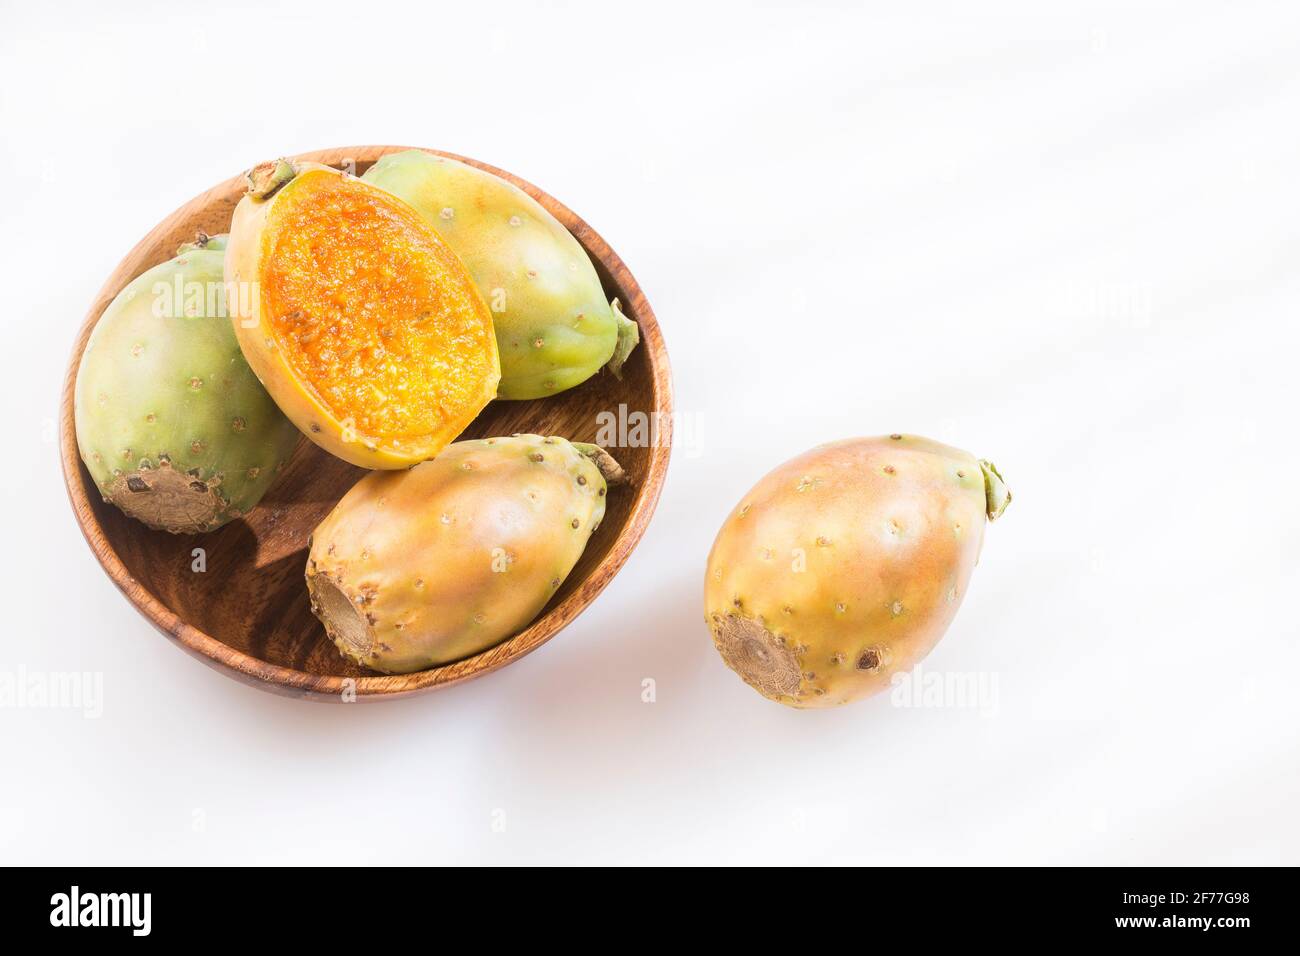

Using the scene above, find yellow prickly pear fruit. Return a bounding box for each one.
[224,159,500,469]
[704,435,1011,708]
[306,435,624,674]
[362,149,639,399]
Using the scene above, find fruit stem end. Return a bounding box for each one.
[980,458,1012,521]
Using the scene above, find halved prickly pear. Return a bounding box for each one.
[74,235,301,533]
[225,159,500,469]
[362,149,639,399]
[306,435,623,674]
[704,435,1011,708]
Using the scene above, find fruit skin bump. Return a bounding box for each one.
[704,435,1011,708]
[73,235,300,533]
[224,159,500,469]
[361,149,639,400]
[306,435,624,674]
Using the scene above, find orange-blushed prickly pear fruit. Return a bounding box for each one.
[74,235,300,533]
[704,435,1011,708]
[306,434,624,674]
[362,149,638,399]
[224,159,500,469]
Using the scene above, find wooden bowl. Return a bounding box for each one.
[59,146,672,701]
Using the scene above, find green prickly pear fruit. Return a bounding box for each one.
[361,149,639,400]
[74,235,301,533]
[704,435,1011,708]
[306,434,624,674]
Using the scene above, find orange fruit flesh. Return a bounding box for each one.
[259,171,495,445]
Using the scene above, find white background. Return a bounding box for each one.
[2,0,1298,865]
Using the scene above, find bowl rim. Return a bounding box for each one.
[59,144,673,701]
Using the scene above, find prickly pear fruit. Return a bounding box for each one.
[361,149,639,399]
[306,435,623,674]
[225,159,500,469]
[704,435,1011,708]
[74,235,300,533]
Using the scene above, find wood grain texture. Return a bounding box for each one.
[59,145,673,701]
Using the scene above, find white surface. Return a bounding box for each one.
[2,0,1298,866]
